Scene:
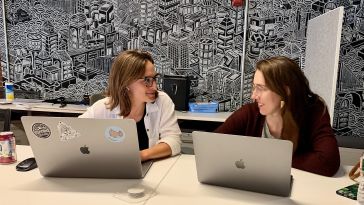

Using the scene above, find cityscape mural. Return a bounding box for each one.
[0,0,364,138]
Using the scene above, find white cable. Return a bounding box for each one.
[240,0,250,106]
[141,154,182,205]
[1,1,10,81]
[112,154,182,203]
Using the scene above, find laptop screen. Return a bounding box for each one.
[192,131,292,196]
[21,116,151,179]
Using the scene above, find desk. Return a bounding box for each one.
[0,102,88,131]
[175,111,232,122]
[1,145,180,205]
[0,101,88,114]
[149,155,354,205]
[0,102,232,132]
[1,146,356,205]
[0,102,231,120]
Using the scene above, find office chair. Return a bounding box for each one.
[0,89,39,145]
[0,109,11,131]
[90,93,104,105]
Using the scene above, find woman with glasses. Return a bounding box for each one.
[80,50,181,161]
[215,56,340,176]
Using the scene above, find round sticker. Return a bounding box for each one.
[105,126,125,143]
[32,123,51,139]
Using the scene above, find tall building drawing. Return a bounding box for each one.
[69,13,88,50]
[158,0,180,19]
[140,0,157,25]
[168,31,190,70]
[216,16,234,54]
[41,21,58,56]
[199,37,214,75]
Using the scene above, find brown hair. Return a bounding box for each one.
[105,49,154,116]
[256,56,324,151]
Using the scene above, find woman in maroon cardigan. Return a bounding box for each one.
[215,56,340,176]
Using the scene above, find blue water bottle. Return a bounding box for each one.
[5,82,14,102]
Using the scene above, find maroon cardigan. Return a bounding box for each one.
[215,102,340,177]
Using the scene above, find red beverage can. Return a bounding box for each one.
[0,132,17,164]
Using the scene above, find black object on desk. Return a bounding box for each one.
[162,75,190,111]
[43,97,88,108]
[16,157,37,171]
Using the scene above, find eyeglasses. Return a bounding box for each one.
[251,84,269,95]
[141,74,160,87]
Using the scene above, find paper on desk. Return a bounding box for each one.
[0,100,12,104]
[31,103,88,111]
[1,98,44,104]
[0,98,44,108]
[13,102,41,109]
[13,98,44,103]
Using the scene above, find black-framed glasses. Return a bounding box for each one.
[141,74,160,87]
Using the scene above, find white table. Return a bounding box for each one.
[0,146,357,205]
[0,145,180,205]
[148,155,355,205]
[0,102,232,133]
[0,101,89,131]
[0,102,232,120]
[175,111,232,122]
[0,101,88,114]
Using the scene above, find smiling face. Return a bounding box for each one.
[251,70,282,117]
[128,60,158,103]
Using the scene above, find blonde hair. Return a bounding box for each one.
[105,49,154,116]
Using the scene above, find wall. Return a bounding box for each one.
[0,0,363,138]
[243,0,364,138]
[0,0,244,111]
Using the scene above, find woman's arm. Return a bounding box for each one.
[142,93,181,161]
[292,106,340,177]
[215,103,258,136]
[140,142,172,161]
[78,98,109,118]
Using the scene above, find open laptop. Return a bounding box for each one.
[21,116,153,179]
[192,131,293,196]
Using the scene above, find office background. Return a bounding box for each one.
[0,0,363,138]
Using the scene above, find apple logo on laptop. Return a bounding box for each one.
[80,145,90,154]
[235,159,245,169]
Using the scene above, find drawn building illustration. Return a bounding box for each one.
[0,0,364,137]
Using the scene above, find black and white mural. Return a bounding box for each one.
[0,0,245,110]
[0,0,364,137]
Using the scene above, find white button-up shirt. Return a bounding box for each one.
[79,91,181,155]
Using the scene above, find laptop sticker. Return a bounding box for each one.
[105,126,125,143]
[57,121,81,141]
[32,123,51,139]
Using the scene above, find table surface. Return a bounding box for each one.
[148,155,355,205]
[0,101,88,114]
[1,145,180,205]
[0,146,356,205]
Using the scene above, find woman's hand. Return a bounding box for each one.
[139,142,172,161]
[140,149,151,161]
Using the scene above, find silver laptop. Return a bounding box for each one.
[192,131,293,196]
[21,116,153,179]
